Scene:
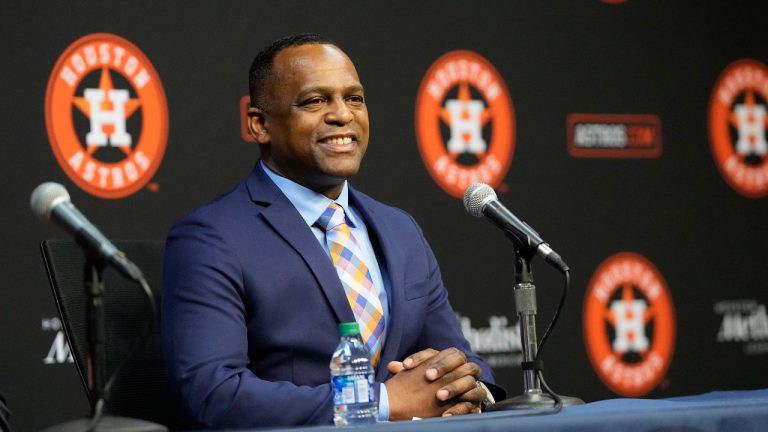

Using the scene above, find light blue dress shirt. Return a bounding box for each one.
[260,161,391,420]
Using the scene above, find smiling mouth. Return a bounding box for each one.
[319,136,355,146]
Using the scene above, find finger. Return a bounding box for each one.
[387,361,404,374]
[436,363,484,401]
[424,348,467,381]
[440,361,482,383]
[401,348,439,369]
[442,401,481,417]
[436,374,479,401]
[456,381,488,404]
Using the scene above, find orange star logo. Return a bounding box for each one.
[45,33,168,199]
[415,50,515,199]
[72,68,141,155]
[604,283,655,356]
[709,58,768,198]
[440,83,492,159]
[729,90,768,156]
[583,252,676,397]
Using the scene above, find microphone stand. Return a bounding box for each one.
[42,261,166,432]
[487,248,583,410]
[86,263,107,413]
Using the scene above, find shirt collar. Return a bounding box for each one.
[260,161,358,228]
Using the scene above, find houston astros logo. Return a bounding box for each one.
[415,50,515,199]
[45,33,168,199]
[583,252,676,397]
[709,58,768,198]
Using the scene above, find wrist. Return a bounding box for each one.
[377,383,390,421]
[383,380,404,420]
[477,381,495,411]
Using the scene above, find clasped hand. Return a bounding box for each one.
[384,348,487,420]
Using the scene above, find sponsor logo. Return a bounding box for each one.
[583,252,676,397]
[709,58,768,198]
[42,317,74,365]
[714,299,768,355]
[240,95,257,142]
[415,50,515,198]
[45,33,168,199]
[567,113,662,158]
[458,314,522,368]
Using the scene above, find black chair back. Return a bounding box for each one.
[41,239,174,428]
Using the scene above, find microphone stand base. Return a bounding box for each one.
[40,415,168,432]
[486,391,584,411]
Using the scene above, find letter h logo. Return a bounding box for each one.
[84,88,132,147]
[611,299,649,353]
[446,99,487,154]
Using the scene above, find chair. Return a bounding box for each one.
[41,239,174,429]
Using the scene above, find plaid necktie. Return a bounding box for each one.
[317,202,386,365]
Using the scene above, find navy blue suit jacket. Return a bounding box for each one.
[162,165,498,428]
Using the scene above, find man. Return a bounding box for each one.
[162,33,503,429]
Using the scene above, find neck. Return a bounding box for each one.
[317,183,344,200]
[262,159,345,200]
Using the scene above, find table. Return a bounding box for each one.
[239,388,768,432]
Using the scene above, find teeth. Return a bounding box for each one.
[324,136,353,145]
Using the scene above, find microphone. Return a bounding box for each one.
[463,183,569,273]
[30,182,143,281]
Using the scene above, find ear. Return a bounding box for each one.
[247,106,270,145]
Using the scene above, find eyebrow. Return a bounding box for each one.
[296,84,365,99]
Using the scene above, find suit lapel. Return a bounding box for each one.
[246,166,355,325]
[350,189,406,379]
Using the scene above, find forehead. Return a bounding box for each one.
[271,44,362,94]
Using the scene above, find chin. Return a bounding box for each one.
[321,160,362,178]
[327,168,360,180]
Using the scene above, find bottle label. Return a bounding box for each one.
[332,373,375,405]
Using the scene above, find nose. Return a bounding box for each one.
[325,97,354,125]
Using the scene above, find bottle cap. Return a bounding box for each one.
[338,322,360,336]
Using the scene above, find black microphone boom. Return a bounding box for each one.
[30,182,143,281]
[463,183,569,273]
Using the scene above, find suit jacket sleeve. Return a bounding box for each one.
[161,214,334,428]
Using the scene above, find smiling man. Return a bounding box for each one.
[161,33,502,429]
[249,41,368,199]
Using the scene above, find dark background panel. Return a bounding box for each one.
[1,1,767,430]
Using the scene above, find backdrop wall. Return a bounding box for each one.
[1,1,766,430]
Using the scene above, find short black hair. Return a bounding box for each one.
[248,33,336,109]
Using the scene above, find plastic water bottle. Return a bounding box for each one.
[330,322,377,426]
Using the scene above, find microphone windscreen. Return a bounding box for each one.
[30,182,70,221]
[463,183,497,217]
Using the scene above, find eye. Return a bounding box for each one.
[346,95,365,106]
[299,97,326,109]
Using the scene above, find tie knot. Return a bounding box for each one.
[316,202,347,232]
